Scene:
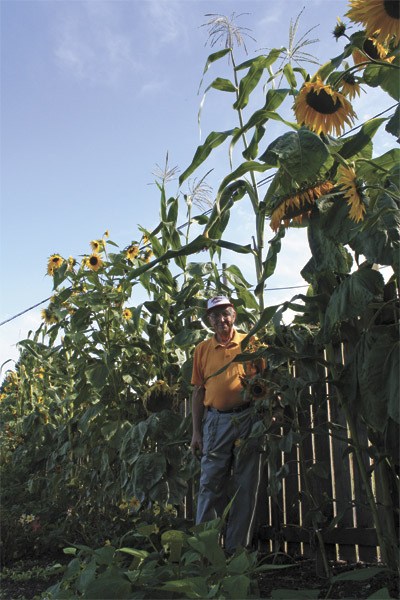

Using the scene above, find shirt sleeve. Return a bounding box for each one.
[191,344,204,386]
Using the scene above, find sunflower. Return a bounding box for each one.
[103,229,109,238]
[337,165,366,222]
[126,245,139,262]
[347,0,400,45]
[294,78,356,136]
[90,239,104,252]
[85,253,104,272]
[339,73,361,99]
[270,181,334,231]
[47,254,64,276]
[141,249,153,263]
[333,17,347,40]
[67,256,77,271]
[352,37,395,66]
[41,308,58,325]
[122,308,132,320]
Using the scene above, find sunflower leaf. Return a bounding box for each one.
[339,117,387,159]
[259,128,329,183]
[323,268,384,340]
[363,63,400,101]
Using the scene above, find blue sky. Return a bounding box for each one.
[0,0,395,371]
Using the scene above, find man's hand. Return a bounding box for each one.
[190,431,203,457]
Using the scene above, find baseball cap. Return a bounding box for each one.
[206,296,234,312]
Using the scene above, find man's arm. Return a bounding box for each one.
[190,385,205,456]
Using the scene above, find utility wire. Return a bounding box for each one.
[0,297,52,327]
[2,103,397,329]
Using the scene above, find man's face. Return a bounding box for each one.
[208,306,236,336]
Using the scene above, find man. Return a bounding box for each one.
[190,295,263,554]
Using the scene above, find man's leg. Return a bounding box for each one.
[196,409,233,524]
[224,412,263,554]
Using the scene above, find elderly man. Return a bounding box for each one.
[190,295,263,554]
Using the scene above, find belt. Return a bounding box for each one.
[208,404,251,414]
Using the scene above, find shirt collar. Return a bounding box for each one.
[213,328,240,348]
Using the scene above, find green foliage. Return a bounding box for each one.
[1,2,399,578]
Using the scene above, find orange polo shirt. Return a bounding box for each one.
[191,330,257,410]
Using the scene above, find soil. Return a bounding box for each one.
[1,557,398,599]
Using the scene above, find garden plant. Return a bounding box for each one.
[1,1,399,598]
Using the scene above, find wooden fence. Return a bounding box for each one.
[183,346,399,563]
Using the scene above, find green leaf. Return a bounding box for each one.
[234,57,266,110]
[323,268,384,338]
[209,77,237,93]
[367,587,391,599]
[339,118,387,159]
[222,574,250,599]
[255,228,285,295]
[283,63,297,87]
[331,566,388,582]
[173,329,204,348]
[179,129,238,185]
[84,567,132,599]
[385,104,400,139]
[304,216,353,281]
[160,577,209,599]
[133,453,166,495]
[363,63,400,100]
[201,48,231,78]
[85,362,109,390]
[260,128,329,183]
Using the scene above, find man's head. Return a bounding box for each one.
[206,296,236,337]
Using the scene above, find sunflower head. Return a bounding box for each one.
[47,254,64,276]
[126,245,139,262]
[294,77,356,137]
[270,181,334,231]
[333,17,347,40]
[85,253,104,272]
[337,165,366,222]
[339,73,361,100]
[90,239,104,252]
[347,0,400,45]
[143,381,176,413]
[122,308,132,320]
[41,307,58,325]
[352,36,395,66]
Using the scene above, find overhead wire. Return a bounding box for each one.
[2,103,397,328]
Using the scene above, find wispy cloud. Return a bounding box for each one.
[53,1,139,86]
[144,0,188,49]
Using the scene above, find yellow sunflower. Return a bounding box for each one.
[270,181,334,231]
[41,308,58,325]
[352,37,395,66]
[103,229,109,238]
[337,165,366,222]
[142,249,153,263]
[47,254,64,276]
[85,253,104,272]
[90,239,104,252]
[126,245,139,262]
[122,308,132,320]
[347,0,400,44]
[294,78,356,137]
[339,73,361,99]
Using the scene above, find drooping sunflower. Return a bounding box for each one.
[85,253,104,272]
[47,254,64,276]
[352,37,395,66]
[339,73,361,100]
[337,165,366,222]
[270,181,334,231]
[90,239,103,252]
[294,78,356,137]
[347,0,400,45]
[122,308,132,320]
[126,244,139,262]
[41,308,58,325]
[142,249,153,263]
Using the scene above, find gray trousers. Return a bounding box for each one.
[196,406,263,554]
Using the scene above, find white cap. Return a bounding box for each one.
[206,296,234,312]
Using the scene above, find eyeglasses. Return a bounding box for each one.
[208,310,233,321]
